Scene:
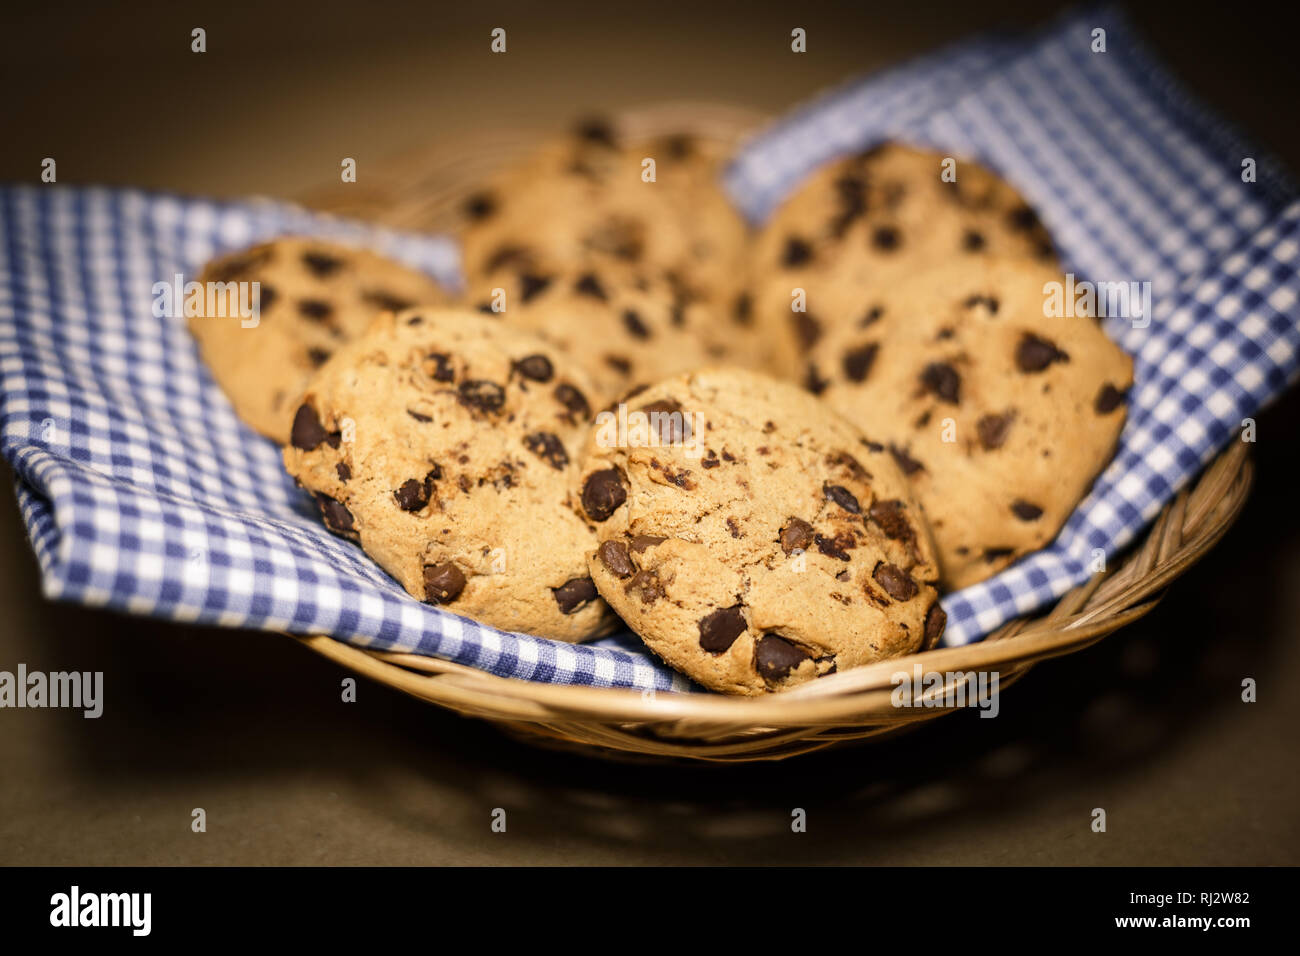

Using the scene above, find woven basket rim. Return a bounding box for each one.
[291,102,1256,760]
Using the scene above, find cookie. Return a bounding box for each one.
[749,143,1057,377]
[281,308,617,642]
[573,367,944,694]
[806,256,1134,590]
[458,119,751,311]
[190,237,448,442]
[462,258,764,403]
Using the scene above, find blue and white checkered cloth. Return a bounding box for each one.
[2,6,1297,688]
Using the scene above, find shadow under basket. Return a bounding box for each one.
[294,103,1256,763]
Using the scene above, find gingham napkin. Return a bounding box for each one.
[1,7,1297,690]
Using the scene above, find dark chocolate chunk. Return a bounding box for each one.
[574,273,607,300]
[924,602,948,647]
[843,342,879,382]
[733,292,753,326]
[336,462,351,481]
[793,312,822,351]
[457,379,506,413]
[625,569,664,604]
[582,467,627,521]
[1015,333,1069,372]
[859,305,884,327]
[782,236,814,267]
[575,117,617,147]
[553,577,598,614]
[598,540,634,578]
[423,562,466,605]
[463,191,497,220]
[622,309,651,339]
[962,229,986,252]
[298,299,333,321]
[302,250,344,278]
[519,273,551,303]
[427,352,455,382]
[630,534,666,553]
[963,293,1000,314]
[256,285,277,312]
[816,532,854,561]
[315,493,355,534]
[873,562,917,601]
[514,353,554,383]
[524,431,569,470]
[889,444,925,475]
[1011,500,1043,521]
[868,499,912,541]
[306,347,331,367]
[1095,383,1126,414]
[554,383,591,419]
[872,225,901,251]
[291,404,329,450]
[976,412,1013,450]
[362,289,414,312]
[698,605,747,653]
[920,361,961,404]
[824,483,861,514]
[755,635,810,680]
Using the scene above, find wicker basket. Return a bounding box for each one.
[294,103,1255,762]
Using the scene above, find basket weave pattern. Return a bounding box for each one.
[296,104,1254,762]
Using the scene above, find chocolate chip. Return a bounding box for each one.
[733,292,753,326]
[662,133,695,159]
[889,444,925,475]
[427,352,455,382]
[514,353,554,383]
[524,431,569,470]
[302,250,344,278]
[698,605,747,653]
[394,470,437,511]
[830,176,867,236]
[306,347,331,367]
[625,569,663,604]
[868,499,912,541]
[553,577,598,614]
[336,462,351,481]
[423,562,466,605]
[363,289,414,312]
[804,363,829,395]
[816,532,854,561]
[463,191,497,220]
[1011,500,1043,521]
[484,244,531,274]
[598,540,634,578]
[519,273,552,303]
[640,399,689,444]
[604,355,632,375]
[1008,205,1042,232]
[824,484,861,514]
[315,493,355,534]
[873,562,916,601]
[977,412,1013,450]
[962,229,986,252]
[457,380,506,413]
[298,299,333,321]
[1095,383,1126,413]
[924,602,947,647]
[554,383,590,420]
[290,404,329,450]
[755,635,810,680]
[574,273,607,300]
[859,305,884,327]
[575,117,617,147]
[872,225,901,251]
[963,294,999,314]
[256,285,277,312]
[782,237,813,267]
[1015,333,1069,372]
[793,312,822,351]
[630,534,666,553]
[843,342,879,382]
[780,520,811,556]
[582,467,627,521]
[920,361,961,403]
[407,409,432,423]
[622,309,651,339]
[983,546,1015,563]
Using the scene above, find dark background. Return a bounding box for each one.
[1,0,1297,864]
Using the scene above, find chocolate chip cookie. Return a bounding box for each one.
[282,308,617,641]
[462,258,764,403]
[458,118,750,310]
[190,237,448,442]
[574,367,944,694]
[749,143,1057,377]
[807,256,1133,590]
